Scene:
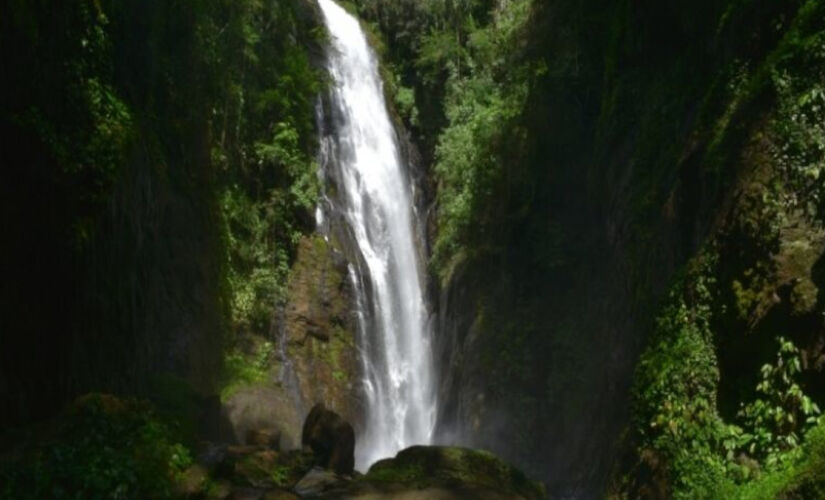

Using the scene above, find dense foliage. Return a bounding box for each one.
[205,0,326,395]
[357,0,825,495]
[0,394,191,499]
[622,2,825,496]
[626,250,825,498]
[353,0,537,279]
[0,0,324,422]
[1,0,326,492]
[3,0,825,497]
[209,0,324,337]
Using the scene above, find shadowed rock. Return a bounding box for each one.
[341,446,548,500]
[301,403,355,475]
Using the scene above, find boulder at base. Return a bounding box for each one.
[301,403,355,475]
[293,466,349,497]
[342,446,547,500]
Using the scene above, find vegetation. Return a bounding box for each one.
[1,0,325,493]
[212,0,325,337]
[0,394,192,499]
[221,340,276,401]
[3,0,825,497]
[204,0,326,399]
[1,0,326,417]
[352,0,535,278]
[737,337,822,467]
[627,252,824,497]
[358,0,825,495]
[630,256,732,496]
[620,3,825,496]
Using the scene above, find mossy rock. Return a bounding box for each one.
[356,446,546,500]
[177,464,210,497]
[282,235,361,425]
[232,448,315,490]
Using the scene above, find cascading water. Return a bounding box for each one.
[316,0,436,470]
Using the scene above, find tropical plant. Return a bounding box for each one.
[737,337,822,468]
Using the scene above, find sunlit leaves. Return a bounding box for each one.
[428,0,532,277]
[738,337,822,468]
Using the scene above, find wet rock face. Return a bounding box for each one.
[301,403,355,475]
[281,236,363,427]
[224,386,305,450]
[223,235,362,449]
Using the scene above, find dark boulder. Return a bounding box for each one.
[355,446,547,500]
[293,466,348,497]
[301,403,355,475]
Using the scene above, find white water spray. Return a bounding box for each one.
[316,0,436,470]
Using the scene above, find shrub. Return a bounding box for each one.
[0,394,192,499]
[737,337,821,469]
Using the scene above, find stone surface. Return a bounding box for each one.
[223,236,363,452]
[224,386,303,450]
[293,467,347,497]
[352,446,547,500]
[198,442,229,472]
[233,450,283,488]
[281,236,364,427]
[301,403,355,475]
[246,429,281,450]
[228,447,315,491]
[181,440,544,499]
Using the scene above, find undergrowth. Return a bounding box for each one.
[0,394,191,499]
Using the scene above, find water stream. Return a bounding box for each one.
[316,0,437,470]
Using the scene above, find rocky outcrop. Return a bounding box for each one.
[301,403,355,475]
[179,442,546,499]
[281,236,363,425]
[4,394,547,499]
[338,445,547,500]
[179,444,316,498]
[223,235,362,450]
[422,1,825,495]
[223,386,306,450]
[176,406,547,499]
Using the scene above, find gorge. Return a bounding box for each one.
[2,0,825,498]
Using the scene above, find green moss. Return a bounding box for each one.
[234,451,279,487]
[233,449,314,489]
[362,446,546,499]
[631,253,737,497]
[221,339,275,401]
[366,460,427,484]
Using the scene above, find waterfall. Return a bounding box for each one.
[316,0,436,470]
